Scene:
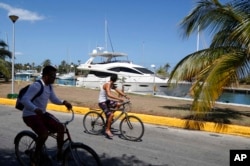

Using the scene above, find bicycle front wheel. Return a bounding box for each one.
[14,131,37,166]
[63,142,102,166]
[120,115,145,141]
[83,111,105,135]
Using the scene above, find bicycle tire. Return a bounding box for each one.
[119,115,145,141]
[14,130,37,166]
[63,142,102,166]
[83,111,105,135]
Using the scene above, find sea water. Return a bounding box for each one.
[55,79,76,86]
[218,92,250,105]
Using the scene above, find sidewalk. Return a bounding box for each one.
[1,97,250,138]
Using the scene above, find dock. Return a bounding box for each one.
[223,87,250,94]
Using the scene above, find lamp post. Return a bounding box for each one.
[151,64,156,95]
[9,15,19,97]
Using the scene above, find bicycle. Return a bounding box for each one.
[83,100,144,141]
[14,109,102,166]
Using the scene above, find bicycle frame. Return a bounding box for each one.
[97,100,131,125]
[46,109,75,146]
[47,126,72,148]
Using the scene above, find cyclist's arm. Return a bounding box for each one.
[114,88,129,99]
[49,87,72,109]
[105,83,123,101]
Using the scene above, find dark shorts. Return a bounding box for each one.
[23,112,64,137]
[98,100,117,117]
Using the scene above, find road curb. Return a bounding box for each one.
[1,97,250,138]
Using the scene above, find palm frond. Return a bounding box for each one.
[170,0,250,112]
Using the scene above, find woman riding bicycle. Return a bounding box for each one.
[98,74,129,138]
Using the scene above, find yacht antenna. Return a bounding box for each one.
[105,20,108,51]
[105,19,114,52]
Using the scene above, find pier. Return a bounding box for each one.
[223,87,250,94]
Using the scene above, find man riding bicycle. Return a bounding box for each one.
[21,65,72,165]
[98,74,129,138]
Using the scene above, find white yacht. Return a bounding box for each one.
[76,47,191,96]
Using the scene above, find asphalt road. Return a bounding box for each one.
[1,105,250,166]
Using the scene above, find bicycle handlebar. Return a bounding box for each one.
[63,109,74,126]
[121,100,130,105]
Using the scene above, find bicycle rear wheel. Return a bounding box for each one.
[120,115,145,141]
[83,111,105,135]
[63,142,102,166]
[14,131,37,166]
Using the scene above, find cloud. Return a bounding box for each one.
[0,3,44,22]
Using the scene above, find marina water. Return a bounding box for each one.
[15,75,250,106]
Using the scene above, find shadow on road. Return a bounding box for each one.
[0,149,18,165]
[161,104,250,126]
[0,148,155,166]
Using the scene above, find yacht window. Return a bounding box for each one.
[89,71,111,77]
[108,67,120,72]
[108,67,142,74]
[134,67,154,74]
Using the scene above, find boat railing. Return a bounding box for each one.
[91,60,131,64]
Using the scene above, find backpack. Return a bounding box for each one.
[15,80,44,111]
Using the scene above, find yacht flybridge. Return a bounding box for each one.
[76,47,191,96]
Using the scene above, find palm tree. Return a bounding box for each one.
[156,66,167,78]
[0,40,12,81]
[42,59,51,67]
[164,63,170,74]
[58,60,67,73]
[168,0,250,113]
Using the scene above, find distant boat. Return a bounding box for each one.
[58,49,75,80]
[15,70,39,81]
[58,72,75,80]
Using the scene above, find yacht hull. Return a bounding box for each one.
[76,75,191,97]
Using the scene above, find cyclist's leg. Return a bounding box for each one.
[99,101,113,137]
[23,115,49,162]
[109,99,122,110]
[106,111,114,137]
[43,112,64,160]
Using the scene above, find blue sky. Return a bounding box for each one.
[0,0,208,71]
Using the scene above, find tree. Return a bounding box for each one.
[156,63,171,77]
[58,60,68,74]
[156,66,166,78]
[168,0,250,112]
[0,40,12,81]
[42,59,51,67]
[164,63,170,73]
